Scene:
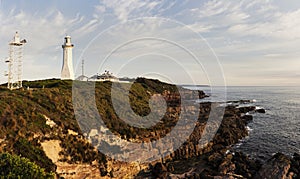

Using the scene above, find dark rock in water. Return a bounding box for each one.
[239,106,256,113]
[256,108,266,113]
[239,99,251,104]
[227,100,251,104]
[293,153,300,160]
[198,90,208,99]
[255,153,291,179]
[242,115,253,123]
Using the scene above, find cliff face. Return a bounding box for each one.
[0,78,206,178]
[136,102,262,178]
[0,79,108,178]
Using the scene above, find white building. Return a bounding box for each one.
[89,70,119,82]
[61,36,74,80]
[76,75,89,81]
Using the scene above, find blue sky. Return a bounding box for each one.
[0,0,300,86]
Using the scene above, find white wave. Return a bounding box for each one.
[246,126,253,131]
[255,106,263,110]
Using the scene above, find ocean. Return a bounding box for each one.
[184,86,300,161]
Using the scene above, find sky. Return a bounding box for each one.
[0,0,300,86]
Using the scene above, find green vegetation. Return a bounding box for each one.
[0,79,106,175]
[0,152,54,178]
[13,137,56,172]
[0,77,190,176]
[94,78,181,141]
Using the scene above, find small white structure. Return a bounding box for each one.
[89,70,119,82]
[61,36,74,80]
[76,75,88,81]
[76,58,88,81]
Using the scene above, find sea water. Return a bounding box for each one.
[184,86,300,160]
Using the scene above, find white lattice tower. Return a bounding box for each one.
[6,32,26,90]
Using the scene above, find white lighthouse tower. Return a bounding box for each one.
[61,35,74,80]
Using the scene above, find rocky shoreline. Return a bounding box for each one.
[135,99,300,179]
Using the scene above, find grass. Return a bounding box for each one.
[0,77,192,175]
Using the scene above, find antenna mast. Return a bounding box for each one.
[81,58,84,76]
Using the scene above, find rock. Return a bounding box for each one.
[242,115,253,123]
[255,153,291,179]
[256,108,266,113]
[218,159,235,175]
[289,153,300,177]
[137,99,262,178]
[232,152,261,178]
[293,153,300,160]
[198,90,207,99]
[238,106,256,113]
[227,100,251,104]
[152,162,168,178]
[207,152,223,168]
[200,169,217,179]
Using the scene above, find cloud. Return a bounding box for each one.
[97,0,162,22]
[0,0,299,86]
[264,53,283,58]
[186,23,213,33]
[225,3,300,40]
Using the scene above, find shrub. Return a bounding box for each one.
[0,152,54,178]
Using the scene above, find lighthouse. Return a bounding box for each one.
[61,35,74,80]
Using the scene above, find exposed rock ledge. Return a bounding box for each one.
[135,101,299,179]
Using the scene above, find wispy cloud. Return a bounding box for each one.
[97,0,162,22]
[0,0,300,86]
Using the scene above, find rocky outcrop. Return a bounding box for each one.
[253,152,300,179]
[289,153,300,178]
[136,101,262,178]
[255,153,291,179]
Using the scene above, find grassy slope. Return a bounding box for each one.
[0,78,187,175]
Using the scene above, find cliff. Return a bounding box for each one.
[0,78,205,178]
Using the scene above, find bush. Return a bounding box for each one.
[0,152,54,178]
[13,138,56,172]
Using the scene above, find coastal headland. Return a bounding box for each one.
[0,78,298,178]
